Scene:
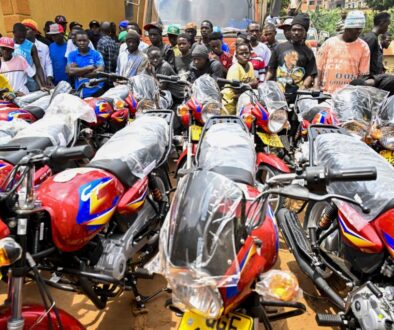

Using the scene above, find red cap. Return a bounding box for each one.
[0,37,15,50]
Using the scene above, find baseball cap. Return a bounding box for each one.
[89,20,100,28]
[47,24,64,35]
[185,22,197,31]
[0,37,15,50]
[55,15,67,24]
[144,21,163,32]
[22,19,39,33]
[278,18,293,29]
[167,24,180,36]
[118,30,128,42]
[119,20,129,29]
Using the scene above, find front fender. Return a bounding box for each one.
[256,152,290,173]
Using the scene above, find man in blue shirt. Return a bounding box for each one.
[48,24,68,85]
[66,30,104,97]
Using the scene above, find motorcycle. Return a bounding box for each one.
[22,111,173,310]
[154,115,306,330]
[0,144,93,330]
[276,125,394,329]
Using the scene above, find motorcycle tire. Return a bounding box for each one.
[256,165,284,214]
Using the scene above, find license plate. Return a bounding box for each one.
[257,132,284,148]
[179,311,253,330]
[191,125,202,142]
[380,150,394,165]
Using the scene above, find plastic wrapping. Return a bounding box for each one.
[255,270,302,302]
[236,90,258,115]
[315,133,394,220]
[24,95,51,113]
[258,81,288,112]
[0,119,30,145]
[91,115,169,178]
[296,96,331,122]
[14,90,49,107]
[128,74,160,102]
[198,122,256,178]
[192,74,221,104]
[159,170,242,286]
[49,81,72,102]
[15,94,96,146]
[101,85,130,102]
[374,95,394,127]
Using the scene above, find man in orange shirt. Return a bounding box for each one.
[316,11,370,94]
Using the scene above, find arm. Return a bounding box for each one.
[31,45,46,87]
[211,61,224,79]
[266,47,278,81]
[44,45,54,86]
[66,63,95,77]
[358,44,371,77]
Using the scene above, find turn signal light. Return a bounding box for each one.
[177,105,189,117]
[0,238,22,267]
[242,113,255,128]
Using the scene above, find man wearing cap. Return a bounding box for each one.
[48,24,69,84]
[116,31,147,78]
[97,22,119,73]
[88,20,102,48]
[317,10,370,94]
[119,20,129,33]
[167,25,181,57]
[144,22,175,68]
[0,37,35,95]
[278,18,293,42]
[267,13,317,93]
[55,15,68,40]
[188,44,223,82]
[12,23,47,91]
[22,19,54,87]
[185,22,197,48]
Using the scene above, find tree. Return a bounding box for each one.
[365,0,394,10]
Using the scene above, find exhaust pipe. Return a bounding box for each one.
[276,209,346,311]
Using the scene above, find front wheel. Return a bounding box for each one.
[257,165,284,214]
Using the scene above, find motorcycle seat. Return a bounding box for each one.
[211,166,254,186]
[0,137,53,165]
[24,105,45,120]
[88,159,139,188]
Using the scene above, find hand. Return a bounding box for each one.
[47,77,55,89]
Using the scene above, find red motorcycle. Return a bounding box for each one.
[13,111,173,310]
[156,116,306,329]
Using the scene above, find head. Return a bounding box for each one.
[291,13,310,44]
[109,22,117,37]
[200,20,213,40]
[119,20,129,32]
[0,37,15,61]
[75,30,90,53]
[69,21,83,31]
[381,32,392,49]
[167,25,180,47]
[279,18,293,41]
[185,22,197,42]
[13,23,27,44]
[146,26,163,46]
[374,12,391,35]
[192,44,209,70]
[70,27,83,45]
[44,20,54,35]
[177,33,191,56]
[236,33,250,47]
[147,46,163,68]
[47,23,65,44]
[125,31,140,53]
[127,22,142,35]
[343,11,365,42]
[90,21,101,35]
[236,43,251,66]
[209,32,223,56]
[100,21,111,36]
[247,22,262,45]
[55,15,67,33]
[263,23,276,44]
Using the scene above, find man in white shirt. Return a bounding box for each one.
[22,19,54,86]
[119,23,149,54]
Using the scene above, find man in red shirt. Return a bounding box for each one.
[208,32,233,75]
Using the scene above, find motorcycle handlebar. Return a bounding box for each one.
[156,74,179,82]
[326,167,377,182]
[295,90,331,100]
[47,145,94,162]
[0,145,26,152]
[96,72,128,82]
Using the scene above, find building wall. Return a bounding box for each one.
[0,0,127,35]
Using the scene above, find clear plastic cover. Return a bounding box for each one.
[101,85,130,102]
[24,95,51,113]
[91,115,169,178]
[14,90,49,107]
[236,90,258,115]
[258,81,288,112]
[296,96,331,122]
[0,119,30,145]
[159,170,242,287]
[128,74,160,103]
[192,74,222,105]
[374,96,394,127]
[15,94,96,146]
[198,122,256,179]
[315,133,394,220]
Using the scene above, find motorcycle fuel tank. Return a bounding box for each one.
[0,107,35,122]
[37,167,125,252]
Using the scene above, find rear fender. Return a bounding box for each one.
[256,152,290,173]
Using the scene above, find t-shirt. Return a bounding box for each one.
[362,32,383,76]
[317,36,370,94]
[67,49,104,97]
[209,52,233,71]
[65,39,95,58]
[222,62,255,115]
[252,42,271,68]
[268,41,317,92]
[0,55,35,94]
[49,42,69,84]
[14,39,34,67]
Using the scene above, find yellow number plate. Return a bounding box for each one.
[179,311,253,330]
[380,150,394,165]
[191,125,203,142]
[257,132,284,148]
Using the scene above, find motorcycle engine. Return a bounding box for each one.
[351,285,394,330]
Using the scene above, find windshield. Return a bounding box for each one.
[148,0,252,30]
[374,95,394,126]
[129,74,159,102]
[258,81,288,112]
[192,74,221,105]
[161,170,242,286]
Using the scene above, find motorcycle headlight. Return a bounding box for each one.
[268,108,288,133]
[0,238,22,267]
[167,269,223,319]
[201,101,222,123]
[342,121,368,140]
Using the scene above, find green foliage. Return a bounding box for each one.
[365,0,394,10]
[308,8,342,35]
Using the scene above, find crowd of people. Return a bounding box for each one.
[0,10,392,113]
